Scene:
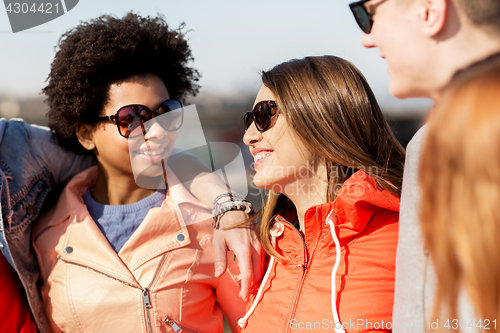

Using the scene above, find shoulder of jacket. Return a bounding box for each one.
[406,124,428,155]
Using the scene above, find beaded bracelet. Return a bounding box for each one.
[212,193,250,216]
[213,192,246,206]
[212,193,254,229]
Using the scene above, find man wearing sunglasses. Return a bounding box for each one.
[349,0,500,331]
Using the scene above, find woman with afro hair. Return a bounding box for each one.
[32,13,247,333]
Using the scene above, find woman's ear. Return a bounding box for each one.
[76,123,96,151]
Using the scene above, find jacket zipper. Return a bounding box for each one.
[275,218,309,268]
[164,316,204,333]
[142,253,167,333]
[275,217,310,333]
[58,254,166,333]
[142,287,153,333]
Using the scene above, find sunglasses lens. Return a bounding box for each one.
[254,104,272,132]
[157,100,183,131]
[118,99,184,138]
[352,5,371,33]
[117,105,144,138]
[244,111,252,130]
[244,101,276,132]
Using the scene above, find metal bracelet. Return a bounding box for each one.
[213,192,246,208]
[212,201,254,229]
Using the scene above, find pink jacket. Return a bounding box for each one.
[33,166,246,333]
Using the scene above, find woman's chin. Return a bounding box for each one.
[132,164,167,190]
[252,178,283,193]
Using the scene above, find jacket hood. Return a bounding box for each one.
[305,169,400,241]
[271,170,400,263]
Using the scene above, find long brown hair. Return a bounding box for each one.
[421,58,500,328]
[257,56,405,257]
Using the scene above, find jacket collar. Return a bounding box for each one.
[39,166,211,282]
[47,166,209,227]
[273,170,400,264]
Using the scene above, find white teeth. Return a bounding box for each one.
[254,151,272,162]
[141,148,165,156]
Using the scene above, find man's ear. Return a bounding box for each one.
[419,0,448,37]
[76,123,96,151]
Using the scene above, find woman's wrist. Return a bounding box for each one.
[212,193,254,229]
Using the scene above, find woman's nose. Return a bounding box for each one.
[143,119,167,140]
[243,121,262,146]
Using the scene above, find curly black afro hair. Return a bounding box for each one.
[43,12,200,154]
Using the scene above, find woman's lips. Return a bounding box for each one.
[253,150,273,168]
[134,146,168,164]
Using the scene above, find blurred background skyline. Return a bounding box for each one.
[0,0,433,107]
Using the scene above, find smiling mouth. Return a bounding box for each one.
[140,148,165,156]
[132,146,168,160]
[254,151,272,163]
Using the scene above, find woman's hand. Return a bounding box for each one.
[213,210,264,302]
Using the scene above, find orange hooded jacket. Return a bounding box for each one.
[240,170,399,333]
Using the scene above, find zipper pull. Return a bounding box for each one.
[296,264,308,270]
[142,288,152,308]
[165,317,183,333]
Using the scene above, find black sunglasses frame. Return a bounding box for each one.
[91,98,184,138]
[349,0,373,34]
[244,100,278,133]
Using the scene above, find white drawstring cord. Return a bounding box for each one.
[326,210,346,333]
[238,238,276,329]
[238,216,344,332]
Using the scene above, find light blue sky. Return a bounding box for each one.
[0,0,432,112]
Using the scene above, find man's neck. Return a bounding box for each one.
[432,25,500,100]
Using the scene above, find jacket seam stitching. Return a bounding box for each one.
[66,263,85,332]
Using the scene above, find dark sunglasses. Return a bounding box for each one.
[90,99,183,138]
[349,0,373,34]
[244,100,278,132]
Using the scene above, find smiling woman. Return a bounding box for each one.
[31,12,246,333]
[240,55,405,333]
[76,74,178,202]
